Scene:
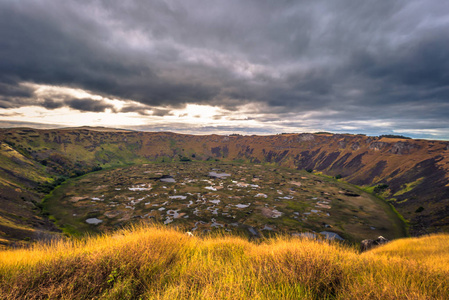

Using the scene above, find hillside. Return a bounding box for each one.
[0,225,448,299]
[0,127,448,245]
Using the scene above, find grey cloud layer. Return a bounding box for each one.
[0,0,448,136]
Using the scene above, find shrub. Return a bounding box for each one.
[374,184,389,194]
[415,206,425,213]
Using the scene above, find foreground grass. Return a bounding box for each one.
[0,225,448,299]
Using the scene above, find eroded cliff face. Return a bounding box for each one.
[1,128,448,236]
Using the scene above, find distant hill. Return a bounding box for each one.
[60,126,135,132]
[0,127,448,245]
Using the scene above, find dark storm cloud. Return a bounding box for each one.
[119,105,151,115]
[0,120,65,129]
[64,98,116,113]
[0,81,35,108]
[0,81,34,99]
[118,105,173,116]
[0,0,449,137]
[42,99,64,110]
[0,85,116,112]
[151,108,173,117]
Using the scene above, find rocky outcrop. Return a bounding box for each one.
[389,142,420,155]
[369,142,388,151]
[360,236,389,252]
[297,133,315,142]
[351,142,360,151]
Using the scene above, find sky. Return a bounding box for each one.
[1,0,449,139]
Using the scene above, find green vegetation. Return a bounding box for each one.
[362,184,391,199]
[35,176,67,194]
[379,134,411,139]
[393,177,424,197]
[179,155,192,162]
[373,183,389,194]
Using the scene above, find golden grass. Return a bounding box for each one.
[367,234,449,272]
[0,225,448,299]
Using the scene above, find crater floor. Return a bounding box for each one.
[44,161,405,242]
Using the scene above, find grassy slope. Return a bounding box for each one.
[315,174,407,239]
[0,142,56,247]
[0,129,152,246]
[0,225,447,299]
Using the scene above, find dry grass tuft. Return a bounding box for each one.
[0,225,448,299]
